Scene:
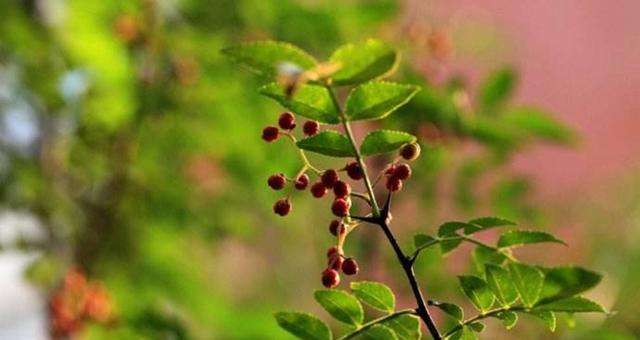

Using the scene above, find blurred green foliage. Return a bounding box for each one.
[0,0,636,339]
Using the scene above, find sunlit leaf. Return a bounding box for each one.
[458,276,495,313]
[529,310,556,332]
[380,314,421,340]
[360,130,417,156]
[534,296,606,313]
[539,266,602,304]
[222,40,317,78]
[485,264,519,307]
[274,311,331,340]
[345,82,419,121]
[498,230,567,248]
[430,301,464,321]
[259,83,339,123]
[468,322,485,333]
[350,281,395,313]
[508,263,544,307]
[494,311,518,330]
[353,324,398,340]
[330,39,398,86]
[314,289,364,326]
[449,326,478,340]
[297,131,354,157]
[466,217,516,234]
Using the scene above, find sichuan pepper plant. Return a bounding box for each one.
[222,40,607,340]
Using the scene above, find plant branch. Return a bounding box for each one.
[325,83,441,339]
[338,309,417,340]
[410,234,518,263]
[325,84,381,217]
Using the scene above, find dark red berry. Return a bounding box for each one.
[342,258,359,275]
[294,174,309,190]
[321,268,340,288]
[278,112,296,130]
[332,198,350,217]
[303,120,320,136]
[384,164,397,176]
[321,169,339,188]
[273,198,291,216]
[329,255,344,270]
[400,143,421,161]
[327,246,340,258]
[262,126,279,142]
[311,182,328,198]
[386,177,403,192]
[345,162,363,180]
[267,174,286,190]
[333,181,351,199]
[393,164,412,180]
[329,220,345,236]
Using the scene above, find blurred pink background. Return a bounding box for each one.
[412,0,640,198]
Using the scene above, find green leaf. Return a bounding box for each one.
[529,310,556,332]
[504,106,575,144]
[458,276,495,313]
[314,289,364,326]
[485,264,519,307]
[350,281,395,313]
[259,83,339,124]
[539,266,602,304]
[508,263,545,307]
[330,39,398,86]
[360,130,417,156]
[468,322,485,333]
[471,247,508,274]
[296,131,354,157]
[478,67,517,112]
[380,314,421,340]
[494,311,518,330]
[534,296,606,313]
[345,82,420,121]
[353,324,398,340]
[413,233,437,250]
[222,40,317,78]
[430,301,464,321]
[449,326,478,340]
[438,221,475,237]
[468,216,516,229]
[497,230,567,248]
[274,311,331,340]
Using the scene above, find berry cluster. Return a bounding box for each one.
[49,268,114,338]
[262,112,319,143]
[322,245,359,288]
[262,112,422,289]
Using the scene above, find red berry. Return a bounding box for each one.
[400,143,421,161]
[393,164,412,180]
[386,177,403,192]
[345,162,363,180]
[278,112,296,130]
[329,220,345,236]
[332,198,350,217]
[262,126,279,142]
[273,198,291,216]
[311,182,328,198]
[294,174,309,190]
[384,164,397,176]
[333,181,351,199]
[321,169,339,188]
[321,269,340,288]
[267,174,286,190]
[327,246,340,258]
[303,120,320,136]
[342,258,359,275]
[328,255,344,270]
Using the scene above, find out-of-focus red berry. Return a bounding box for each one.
[321,169,339,188]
